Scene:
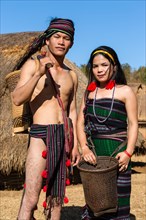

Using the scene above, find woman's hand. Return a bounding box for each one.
[81,146,97,165]
[116,151,130,172]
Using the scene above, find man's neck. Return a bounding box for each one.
[47,51,65,67]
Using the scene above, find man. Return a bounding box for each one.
[12,18,80,220]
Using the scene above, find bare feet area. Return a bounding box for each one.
[0,155,146,220]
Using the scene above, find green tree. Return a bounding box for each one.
[133,67,146,84]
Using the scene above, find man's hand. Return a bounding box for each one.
[36,57,54,77]
[71,147,81,167]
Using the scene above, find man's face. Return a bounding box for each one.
[46,32,73,57]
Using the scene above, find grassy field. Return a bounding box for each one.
[0,155,146,220]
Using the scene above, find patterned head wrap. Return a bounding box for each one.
[45,18,75,42]
[13,18,75,71]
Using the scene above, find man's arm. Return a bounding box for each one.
[12,56,53,106]
[12,59,41,106]
[69,70,80,166]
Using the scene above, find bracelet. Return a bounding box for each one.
[124,150,132,158]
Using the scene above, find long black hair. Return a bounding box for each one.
[86,45,127,86]
[13,31,47,71]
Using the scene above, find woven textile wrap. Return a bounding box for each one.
[5,59,39,134]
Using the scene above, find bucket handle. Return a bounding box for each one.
[87,136,127,168]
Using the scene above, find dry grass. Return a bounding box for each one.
[0,155,146,220]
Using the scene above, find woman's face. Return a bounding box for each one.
[92,54,114,85]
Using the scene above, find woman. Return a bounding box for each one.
[77,46,138,219]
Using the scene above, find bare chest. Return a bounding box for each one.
[31,71,74,101]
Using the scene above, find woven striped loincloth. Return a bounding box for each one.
[29,124,67,213]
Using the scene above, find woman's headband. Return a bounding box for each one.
[92,50,115,64]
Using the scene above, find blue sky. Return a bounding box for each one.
[1,0,146,69]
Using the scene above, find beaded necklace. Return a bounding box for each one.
[93,86,115,123]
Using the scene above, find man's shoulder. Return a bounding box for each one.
[20,58,38,76]
[69,69,78,82]
[63,63,77,79]
[69,69,76,75]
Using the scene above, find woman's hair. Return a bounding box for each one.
[86,45,127,86]
[13,17,75,71]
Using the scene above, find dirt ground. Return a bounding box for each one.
[0,155,146,220]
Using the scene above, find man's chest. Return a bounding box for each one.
[34,73,74,98]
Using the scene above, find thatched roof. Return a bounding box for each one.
[0,32,146,175]
[129,83,146,155]
[129,83,146,122]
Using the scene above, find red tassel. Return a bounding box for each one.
[24,183,26,189]
[43,201,47,208]
[41,170,48,178]
[66,178,70,186]
[64,196,69,204]
[43,185,47,192]
[42,150,47,159]
[87,81,97,91]
[105,80,115,90]
[66,159,71,167]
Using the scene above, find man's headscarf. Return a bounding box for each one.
[45,18,75,42]
[13,18,75,70]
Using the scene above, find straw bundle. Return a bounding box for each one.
[5,70,33,134]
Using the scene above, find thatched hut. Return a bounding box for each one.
[129,83,146,154]
[0,32,145,189]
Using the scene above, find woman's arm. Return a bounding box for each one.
[77,97,97,165]
[125,86,138,155]
[116,86,138,171]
